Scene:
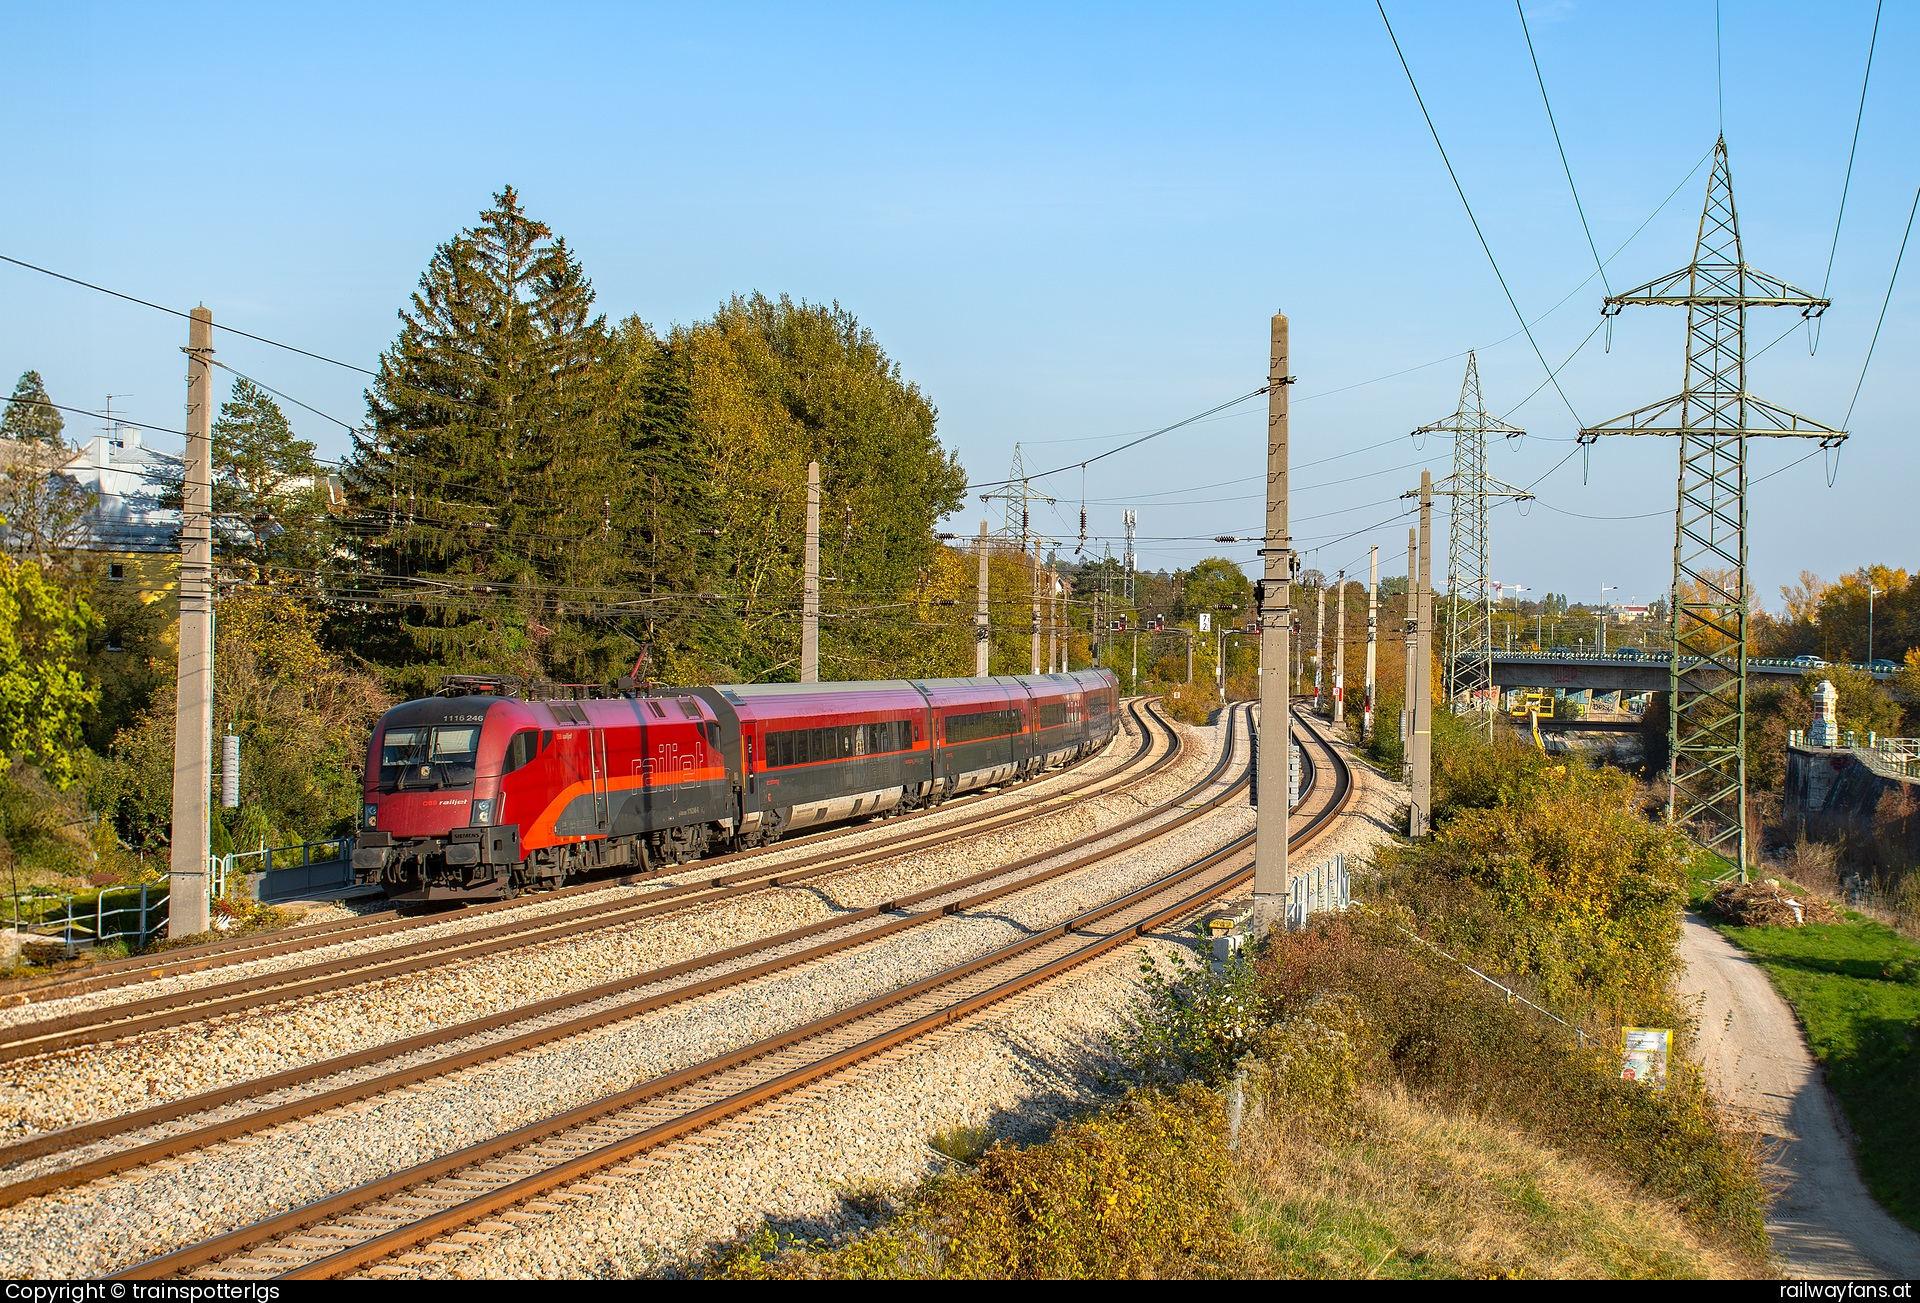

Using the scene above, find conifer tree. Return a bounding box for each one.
[0,369,92,567]
[211,377,324,584]
[1,372,64,446]
[601,321,728,683]
[349,186,613,681]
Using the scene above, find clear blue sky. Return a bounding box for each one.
[2,1,1911,609]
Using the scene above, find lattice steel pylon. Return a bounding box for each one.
[1411,352,1531,737]
[1579,137,1846,878]
[980,443,1054,549]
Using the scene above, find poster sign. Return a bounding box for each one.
[1620,1027,1671,1091]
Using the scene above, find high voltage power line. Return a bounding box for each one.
[0,253,377,376]
[1375,0,1584,426]
[1818,0,1883,331]
[1515,0,1610,297]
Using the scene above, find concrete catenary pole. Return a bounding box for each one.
[1402,527,1418,783]
[170,306,215,936]
[1049,568,1060,673]
[974,521,990,676]
[1030,541,1042,675]
[1333,569,1347,728]
[1313,585,1326,715]
[1364,546,1378,740]
[1411,471,1435,838]
[1131,630,1138,695]
[801,460,820,682]
[1253,311,1294,934]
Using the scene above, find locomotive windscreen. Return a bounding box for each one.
[380,724,482,791]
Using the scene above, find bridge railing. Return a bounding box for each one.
[1488,650,1894,678]
[1788,731,1920,778]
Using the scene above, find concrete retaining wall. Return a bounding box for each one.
[1784,744,1920,868]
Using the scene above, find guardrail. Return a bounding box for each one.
[1489,649,1895,676]
[1285,853,1348,931]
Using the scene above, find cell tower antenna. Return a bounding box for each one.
[1122,509,1138,600]
[1579,137,1846,881]
[1410,352,1532,737]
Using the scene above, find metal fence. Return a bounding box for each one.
[7,835,358,960]
[7,881,172,954]
[1788,731,1920,779]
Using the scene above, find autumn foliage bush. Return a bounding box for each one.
[709,1085,1246,1279]
[1374,733,1691,1023]
[1253,915,1766,1259]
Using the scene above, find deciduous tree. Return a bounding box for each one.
[0,553,96,788]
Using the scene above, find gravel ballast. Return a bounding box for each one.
[0,714,1255,1277]
[401,714,1406,1279]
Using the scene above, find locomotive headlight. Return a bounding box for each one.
[363,803,377,829]
[470,798,494,826]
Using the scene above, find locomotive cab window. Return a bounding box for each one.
[380,725,482,791]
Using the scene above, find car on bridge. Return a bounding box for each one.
[1616,647,1644,660]
[1870,659,1899,674]
[1791,655,1827,668]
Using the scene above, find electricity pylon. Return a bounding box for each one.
[979,446,1058,675]
[1410,352,1531,736]
[981,443,1055,549]
[1579,137,1846,879]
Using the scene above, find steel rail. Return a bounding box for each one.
[5,698,1163,1010]
[0,704,1215,1182]
[117,708,1349,1282]
[0,706,1180,1062]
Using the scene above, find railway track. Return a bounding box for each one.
[0,704,1184,1067]
[102,705,1349,1281]
[3,698,1169,1012]
[0,698,1231,1199]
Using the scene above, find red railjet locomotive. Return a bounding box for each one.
[353,670,1121,902]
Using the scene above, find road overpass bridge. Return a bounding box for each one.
[1486,652,1898,696]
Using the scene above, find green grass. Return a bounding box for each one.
[1236,1086,1751,1279]
[1689,854,1920,1235]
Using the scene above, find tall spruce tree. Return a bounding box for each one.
[210,378,324,584]
[348,186,614,684]
[1,371,64,446]
[600,320,729,683]
[0,369,93,567]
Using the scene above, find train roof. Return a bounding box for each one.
[712,679,919,702]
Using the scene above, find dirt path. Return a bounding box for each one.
[1678,913,1920,1279]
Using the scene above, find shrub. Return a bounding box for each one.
[1108,948,1272,1087]
[1253,915,1767,1259]
[710,1086,1246,1279]
[1374,754,1689,1022]
[1156,688,1215,727]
